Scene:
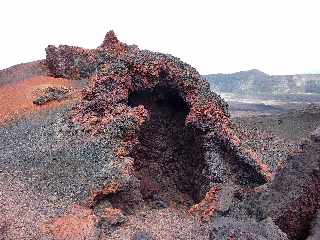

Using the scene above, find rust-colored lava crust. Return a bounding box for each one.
[46,31,271,190]
[44,31,279,239]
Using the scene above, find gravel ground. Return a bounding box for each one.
[2,96,318,239]
[0,105,123,239]
[233,105,320,142]
[231,106,320,174]
[107,208,210,240]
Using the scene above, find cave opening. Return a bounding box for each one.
[128,87,207,209]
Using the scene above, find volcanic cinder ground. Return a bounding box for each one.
[1,32,320,240]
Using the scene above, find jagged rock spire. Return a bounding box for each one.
[100,30,126,53]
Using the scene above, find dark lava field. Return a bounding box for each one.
[1,32,320,240]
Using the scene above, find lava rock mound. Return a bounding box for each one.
[1,31,291,240]
[47,31,271,197]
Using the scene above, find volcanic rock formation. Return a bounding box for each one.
[45,31,275,213]
[4,31,317,239]
[255,135,320,239]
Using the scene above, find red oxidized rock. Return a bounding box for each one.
[46,31,272,208]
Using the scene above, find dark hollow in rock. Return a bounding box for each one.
[128,87,207,206]
[45,32,273,196]
[43,31,276,236]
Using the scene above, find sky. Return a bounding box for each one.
[1,0,320,75]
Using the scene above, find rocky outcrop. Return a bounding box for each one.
[251,130,320,239]
[43,31,278,238]
[32,86,70,105]
[5,31,310,239]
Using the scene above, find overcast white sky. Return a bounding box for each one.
[1,0,319,75]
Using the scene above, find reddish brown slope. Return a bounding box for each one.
[0,76,79,124]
